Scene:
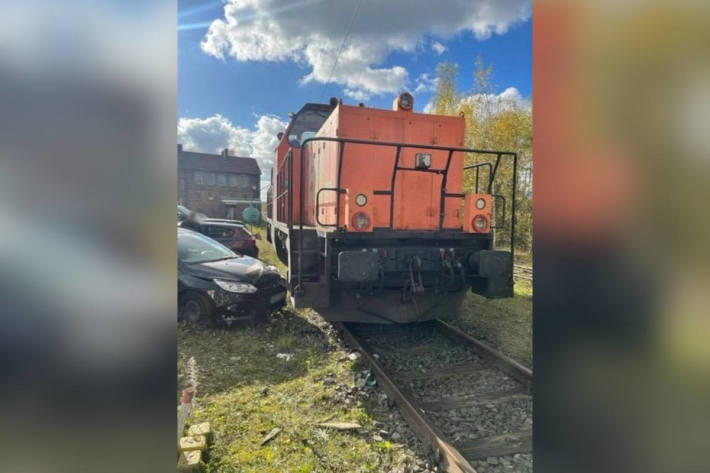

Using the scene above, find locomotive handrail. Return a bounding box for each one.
[463,162,493,194]
[290,135,517,294]
[315,187,345,227]
[492,194,506,229]
[463,152,518,280]
[274,148,293,227]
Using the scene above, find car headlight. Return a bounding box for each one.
[214,279,257,294]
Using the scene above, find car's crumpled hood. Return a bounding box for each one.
[188,256,279,284]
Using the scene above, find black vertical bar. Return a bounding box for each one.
[336,142,345,229]
[389,145,402,229]
[488,153,502,194]
[439,149,454,230]
[288,149,293,230]
[475,166,480,193]
[298,144,306,291]
[510,153,517,283]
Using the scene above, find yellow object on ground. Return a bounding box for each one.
[188,422,211,437]
[178,450,202,472]
[179,435,207,452]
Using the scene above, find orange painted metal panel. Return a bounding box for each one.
[275,102,468,233]
[463,194,493,233]
[310,104,466,231]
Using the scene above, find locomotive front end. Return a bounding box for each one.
[267,93,517,323]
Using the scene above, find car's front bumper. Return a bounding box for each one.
[207,280,286,323]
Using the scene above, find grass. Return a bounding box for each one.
[514,250,533,266]
[178,319,408,473]
[451,276,532,368]
[248,225,287,274]
[178,227,424,472]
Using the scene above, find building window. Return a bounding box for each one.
[229,175,238,187]
[236,175,249,187]
[179,178,184,191]
[206,173,215,186]
[217,174,227,186]
[194,172,204,185]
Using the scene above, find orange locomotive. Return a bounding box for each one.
[266,93,517,323]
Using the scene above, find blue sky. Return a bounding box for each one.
[177,0,531,191]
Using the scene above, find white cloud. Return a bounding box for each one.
[344,88,371,102]
[431,41,447,55]
[201,0,531,97]
[420,86,530,114]
[499,86,523,103]
[414,72,439,94]
[460,86,531,113]
[177,113,288,176]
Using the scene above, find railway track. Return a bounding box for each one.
[513,264,533,281]
[336,320,532,473]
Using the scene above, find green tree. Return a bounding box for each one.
[432,57,533,251]
[432,63,458,115]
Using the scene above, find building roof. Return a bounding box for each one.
[221,198,261,205]
[178,147,261,175]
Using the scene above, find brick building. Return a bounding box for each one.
[178,144,261,219]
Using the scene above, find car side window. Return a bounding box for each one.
[203,226,224,237]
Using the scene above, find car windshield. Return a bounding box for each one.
[178,231,236,263]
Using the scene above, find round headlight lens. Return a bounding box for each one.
[355,193,367,206]
[472,215,489,232]
[475,198,486,209]
[351,212,371,231]
[399,93,413,109]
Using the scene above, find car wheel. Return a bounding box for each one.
[180,292,214,325]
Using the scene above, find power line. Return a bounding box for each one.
[320,0,364,102]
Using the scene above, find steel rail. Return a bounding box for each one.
[336,321,534,472]
[435,319,533,393]
[513,263,533,281]
[335,322,478,473]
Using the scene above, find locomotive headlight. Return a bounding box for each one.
[475,198,486,209]
[472,214,489,232]
[355,193,367,206]
[351,212,371,231]
[398,92,413,110]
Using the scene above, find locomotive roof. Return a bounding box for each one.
[295,102,337,115]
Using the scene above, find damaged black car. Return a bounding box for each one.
[178,228,286,325]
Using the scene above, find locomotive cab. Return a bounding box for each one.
[266,93,518,323]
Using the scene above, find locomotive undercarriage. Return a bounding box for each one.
[272,224,513,323]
